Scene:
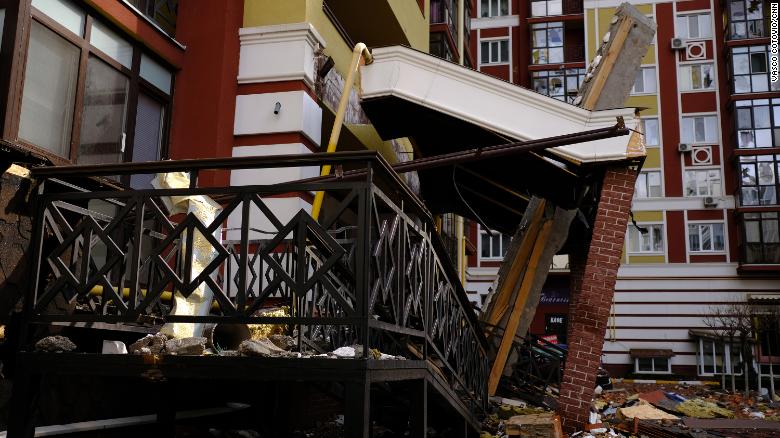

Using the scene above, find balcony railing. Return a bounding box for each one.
[24,151,488,414]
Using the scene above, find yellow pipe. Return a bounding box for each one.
[311,43,374,221]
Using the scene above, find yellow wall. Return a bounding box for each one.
[632,211,663,222]
[644,148,661,168]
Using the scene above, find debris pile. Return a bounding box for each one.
[480,398,556,437]
[577,381,780,437]
[34,335,77,353]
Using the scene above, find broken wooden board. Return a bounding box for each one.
[505,413,563,437]
[576,2,657,111]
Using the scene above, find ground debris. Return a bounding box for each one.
[34,336,76,352]
[238,338,289,357]
[128,333,169,354]
[164,337,207,355]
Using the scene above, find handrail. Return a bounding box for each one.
[29,150,383,178]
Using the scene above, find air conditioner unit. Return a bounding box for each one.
[678,143,692,152]
[671,38,686,50]
[703,196,718,208]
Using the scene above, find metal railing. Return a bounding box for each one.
[23,151,488,414]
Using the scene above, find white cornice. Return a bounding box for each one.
[239,22,326,48]
[471,15,520,30]
[360,46,640,164]
[632,196,736,211]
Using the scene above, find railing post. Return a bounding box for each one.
[127,193,144,316]
[356,161,373,357]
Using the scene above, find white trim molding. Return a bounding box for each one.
[471,15,520,30]
[238,22,326,88]
[360,46,640,164]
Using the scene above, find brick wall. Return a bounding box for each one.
[557,165,638,432]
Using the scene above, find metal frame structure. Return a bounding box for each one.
[11,151,488,437]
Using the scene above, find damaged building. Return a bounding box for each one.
[0,0,776,437]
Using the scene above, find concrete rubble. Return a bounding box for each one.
[34,336,77,353]
[128,333,169,354]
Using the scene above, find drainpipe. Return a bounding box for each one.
[311,43,374,221]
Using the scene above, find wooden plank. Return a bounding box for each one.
[482,199,547,334]
[580,17,633,111]
[488,219,553,395]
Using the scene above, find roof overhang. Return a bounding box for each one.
[360,46,642,165]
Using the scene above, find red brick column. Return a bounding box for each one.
[557,165,638,432]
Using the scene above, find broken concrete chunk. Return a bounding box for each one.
[101,340,127,354]
[238,339,287,357]
[35,336,76,352]
[332,346,357,358]
[619,403,679,421]
[164,337,207,355]
[128,333,168,355]
[268,334,295,351]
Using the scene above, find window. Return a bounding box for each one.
[681,115,718,144]
[688,223,725,252]
[676,13,712,39]
[634,356,671,374]
[641,118,660,147]
[531,22,563,64]
[742,212,780,263]
[627,224,664,253]
[727,0,766,40]
[126,0,178,37]
[430,32,454,61]
[631,67,657,94]
[635,171,662,198]
[697,339,742,375]
[480,39,509,65]
[679,63,715,90]
[739,155,779,206]
[731,46,780,93]
[685,168,722,197]
[531,0,561,17]
[480,0,509,17]
[0,8,6,47]
[532,69,585,103]
[480,228,511,259]
[17,0,173,170]
[735,99,780,149]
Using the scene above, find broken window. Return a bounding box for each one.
[727,0,766,40]
[634,171,662,198]
[684,168,722,197]
[739,155,779,206]
[680,115,718,144]
[679,63,715,91]
[731,46,779,93]
[532,68,585,103]
[627,224,664,253]
[735,99,780,149]
[630,66,657,94]
[688,223,725,252]
[531,22,563,65]
[676,13,712,39]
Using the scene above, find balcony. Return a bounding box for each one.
[737,211,780,268]
[323,0,428,50]
[125,0,178,37]
[10,152,488,436]
[726,0,769,41]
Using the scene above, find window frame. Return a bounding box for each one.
[631,66,657,95]
[479,38,510,65]
[480,0,510,17]
[726,0,767,40]
[641,117,660,147]
[531,68,585,103]
[734,98,780,149]
[479,226,511,260]
[634,356,672,374]
[738,154,780,206]
[626,223,665,254]
[740,212,780,263]
[12,0,173,170]
[687,222,726,253]
[531,21,564,65]
[730,45,780,94]
[684,167,723,197]
[634,170,663,199]
[679,62,715,91]
[697,338,743,376]
[675,12,712,39]
[530,0,562,17]
[681,114,719,144]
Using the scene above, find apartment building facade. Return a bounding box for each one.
[467,0,780,378]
